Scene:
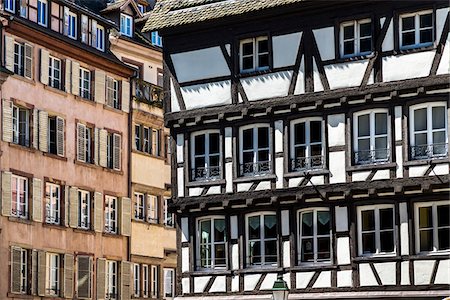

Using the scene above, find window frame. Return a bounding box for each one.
[5,0,15,13]
[11,175,28,219]
[106,260,118,299]
[37,0,48,27]
[151,31,162,47]
[104,196,118,234]
[67,11,77,39]
[163,197,174,228]
[95,24,105,51]
[45,183,61,225]
[133,263,140,297]
[48,56,62,90]
[120,13,133,37]
[134,192,145,221]
[245,212,278,267]
[190,130,222,181]
[196,216,227,270]
[151,265,158,298]
[78,190,91,229]
[11,104,30,147]
[79,67,91,100]
[106,76,119,109]
[339,18,373,58]
[147,195,159,224]
[239,36,270,73]
[46,253,60,296]
[142,264,149,298]
[163,268,174,299]
[239,124,272,177]
[14,42,24,77]
[399,10,434,50]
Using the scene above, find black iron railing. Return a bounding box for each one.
[240,161,271,176]
[354,148,390,165]
[191,166,221,181]
[11,208,27,218]
[134,79,163,108]
[291,155,324,171]
[411,143,448,160]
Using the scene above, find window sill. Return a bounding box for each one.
[8,216,32,224]
[74,160,100,169]
[73,228,95,235]
[233,174,276,183]
[8,143,34,152]
[327,52,375,64]
[404,157,448,167]
[236,266,282,274]
[44,84,67,96]
[397,43,435,54]
[237,68,272,78]
[7,293,34,299]
[190,269,232,276]
[11,74,35,85]
[104,167,124,175]
[43,152,67,161]
[186,178,226,187]
[132,218,160,226]
[289,264,335,272]
[353,255,400,262]
[74,95,95,105]
[347,162,397,172]
[42,223,66,230]
[103,104,124,114]
[284,169,329,178]
[132,149,166,161]
[102,232,122,238]
[408,252,450,259]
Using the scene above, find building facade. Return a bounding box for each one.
[144,0,450,299]
[0,0,135,299]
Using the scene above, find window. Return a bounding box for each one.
[152,129,160,156]
[19,0,27,17]
[353,110,389,164]
[340,19,372,57]
[157,69,164,87]
[48,116,64,156]
[105,196,117,234]
[95,25,105,51]
[78,190,91,229]
[137,4,145,14]
[415,201,450,253]
[163,268,174,299]
[240,36,269,73]
[5,0,15,13]
[48,56,62,89]
[410,103,448,160]
[400,10,433,49]
[14,42,24,77]
[133,264,140,297]
[67,12,77,39]
[191,131,221,181]
[240,125,271,176]
[11,175,28,219]
[79,68,91,100]
[46,253,60,296]
[151,265,158,298]
[298,209,331,264]
[106,261,118,299]
[45,183,60,225]
[37,0,47,27]
[147,195,159,224]
[106,77,119,109]
[151,31,162,47]
[290,118,323,171]
[246,213,277,266]
[76,123,93,163]
[134,192,145,221]
[120,14,133,37]
[142,264,149,297]
[107,132,121,170]
[164,198,174,228]
[77,256,92,299]
[12,104,30,147]
[357,205,395,256]
[197,217,226,269]
[135,124,161,156]
[10,247,29,294]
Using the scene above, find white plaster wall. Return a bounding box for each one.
[352,171,371,182]
[329,151,346,184]
[313,58,324,92]
[327,114,345,146]
[275,157,284,189]
[296,272,315,289]
[189,187,203,197]
[241,71,292,101]
[181,80,232,110]
[396,146,403,178]
[383,51,436,82]
[283,273,291,289]
[181,217,189,243]
[313,27,335,61]
[225,44,231,56]
[273,32,302,68]
[237,182,252,192]
[305,175,325,186]
[182,277,190,294]
[171,47,230,83]
[283,241,291,268]
[225,127,232,158]
[372,169,390,181]
[414,260,434,285]
[225,162,233,193]
[210,276,226,293]
[433,163,449,175]
[436,8,450,41]
[181,247,190,273]
[230,215,238,239]
[324,60,368,90]
[337,270,352,287]
[437,33,450,75]
[176,134,184,163]
[399,202,409,256]
[313,271,331,288]
[231,244,239,270]
[394,106,402,141]
[244,274,261,291]
[281,210,290,236]
[337,237,351,265]
[255,181,271,191]
[231,276,239,292]
[401,261,410,285]
[275,120,283,152]
[289,177,303,188]
[293,56,305,95]
[170,78,180,112]
[194,276,211,293]
[205,185,221,195]
[260,273,278,290]
[409,165,428,177]
[335,206,348,232]
[359,264,378,286]
[374,262,396,285]
[382,18,394,52]
[177,167,184,197]
[435,259,450,284]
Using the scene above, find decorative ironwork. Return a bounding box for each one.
[80,90,92,100]
[79,221,90,229]
[291,155,324,171]
[240,161,271,176]
[45,215,60,224]
[104,225,117,234]
[11,208,27,218]
[106,293,118,300]
[411,143,448,160]
[354,148,390,165]
[134,79,163,108]
[191,166,221,181]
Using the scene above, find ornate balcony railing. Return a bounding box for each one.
[104,225,117,234]
[191,166,221,181]
[134,79,163,108]
[411,143,448,160]
[354,148,390,165]
[11,208,27,218]
[291,155,324,171]
[45,215,60,224]
[240,161,271,176]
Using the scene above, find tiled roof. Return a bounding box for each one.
[142,0,304,32]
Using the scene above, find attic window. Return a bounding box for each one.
[120,13,133,37]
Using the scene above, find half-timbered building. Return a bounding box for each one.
[144,0,450,299]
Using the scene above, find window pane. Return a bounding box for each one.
[437,205,450,227]
[362,232,376,254]
[295,146,306,159]
[380,208,393,230]
[248,216,260,239]
[438,228,450,250]
[343,24,354,39]
[209,133,220,154]
[294,123,305,144]
[264,215,277,239]
[214,244,226,265]
[258,54,269,68]
[344,41,354,55]
[258,127,269,148]
[264,240,277,263]
[194,135,205,155]
[402,16,415,31]
[358,114,370,137]
[242,42,253,56]
[209,155,220,168]
[361,210,375,231]
[243,129,253,150]
[195,157,205,170]
[432,106,446,129]
[414,108,427,131]
[258,39,268,53]
[301,238,314,262]
[380,231,394,252]
[200,220,211,244]
[317,211,330,235]
[249,241,260,264]
[311,144,322,157]
[214,219,225,242]
[317,237,331,260]
[420,29,433,44]
[242,57,253,70]
[360,38,372,53]
[419,206,432,228]
[301,212,313,236]
[358,138,370,152]
[415,133,427,146]
[360,22,371,37]
[420,229,433,252]
[402,32,415,46]
[375,113,387,135]
[243,152,253,165]
[310,121,322,143]
[375,137,388,159]
[258,149,269,163]
[433,131,446,145]
[420,13,432,28]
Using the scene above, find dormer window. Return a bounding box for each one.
[137,4,145,14]
[37,0,48,27]
[151,31,162,47]
[67,12,77,39]
[239,36,270,73]
[340,19,372,57]
[120,13,133,37]
[400,10,433,50]
[95,25,105,51]
[5,0,15,13]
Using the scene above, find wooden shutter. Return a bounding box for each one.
[99,129,107,167]
[31,250,38,295]
[77,256,92,298]
[32,178,43,222]
[121,81,130,113]
[95,70,106,105]
[63,7,69,36]
[11,246,22,293]
[81,15,88,43]
[65,59,71,93]
[71,61,80,96]
[38,110,48,152]
[113,134,121,170]
[94,128,100,165]
[93,192,103,232]
[91,20,97,47]
[96,258,106,300]
[77,123,86,162]
[40,49,49,85]
[2,99,13,143]
[24,44,33,80]
[120,261,132,300]
[37,251,46,296]
[64,254,74,298]
[4,36,14,72]
[32,108,38,149]
[56,117,65,157]
[68,187,78,228]
[120,197,131,236]
[1,171,12,217]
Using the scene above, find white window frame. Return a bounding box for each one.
[106,260,118,299]
[134,192,145,221]
[14,42,24,76]
[409,102,448,159]
[353,109,390,164]
[147,195,158,224]
[104,196,117,234]
[79,67,91,99]
[196,216,227,270]
[11,175,28,219]
[357,204,396,257]
[340,18,372,57]
[137,3,145,14]
[163,268,174,299]
[133,263,140,297]
[12,104,29,147]
[106,77,119,109]
[239,36,269,73]
[120,13,133,37]
[49,56,62,89]
[151,31,162,47]
[78,190,90,229]
[414,200,450,254]
[239,124,272,176]
[142,264,149,298]
[46,253,60,296]
[152,129,160,156]
[399,10,434,50]
[245,212,278,267]
[67,11,77,39]
[45,183,60,225]
[164,197,174,228]
[95,25,105,51]
[5,0,15,13]
[37,0,48,27]
[191,130,221,181]
[297,208,332,265]
[151,265,158,298]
